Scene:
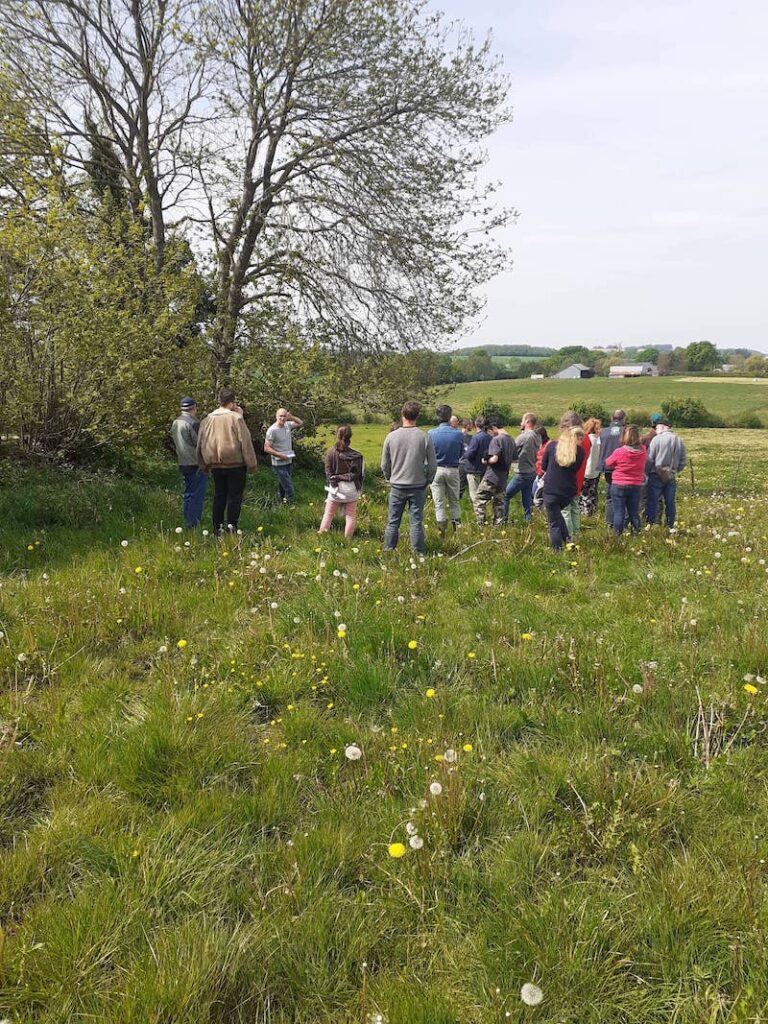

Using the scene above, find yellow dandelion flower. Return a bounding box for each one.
[408,639,418,650]
[337,628,347,639]
[387,842,406,859]
[177,639,188,649]
[425,687,436,698]
[27,544,34,551]
[744,683,759,695]
[467,651,476,659]
[463,743,473,752]
[131,849,140,858]
[134,566,143,574]
[521,633,533,641]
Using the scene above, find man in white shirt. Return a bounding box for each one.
[264,407,303,504]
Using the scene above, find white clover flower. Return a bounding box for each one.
[409,835,424,850]
[344,744,362,761]
[520,982,544,1006]
[119,587,127,595]
[120,539,129,547]
[202,530,209,537]
[429,782,443,796]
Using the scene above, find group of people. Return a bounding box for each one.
[171,391,687,553]
[170,390,303,534]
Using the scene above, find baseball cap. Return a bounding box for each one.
[180,397,197,410]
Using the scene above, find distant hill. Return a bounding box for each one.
[452,344,555,358]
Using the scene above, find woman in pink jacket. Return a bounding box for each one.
[604,424,646,534]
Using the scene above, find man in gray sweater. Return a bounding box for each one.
[171,397,207,527]
[381,400,437,553]
[646,419,687,528]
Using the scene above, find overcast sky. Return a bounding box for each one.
[437,0,768,351]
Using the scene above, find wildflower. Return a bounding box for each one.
[425,687,436,698]
[632,684,644,695]
[408,639,418,650]
[337,629,347,639]
[121,540,129,547]
[270,602,278,609]
[429,781,443,796]
[463,743,473,752]
[131,849,140,859]
[202,530,209,537]
[344,744,363,760]
[521,632,533,641]
[353,583,360,591]
[744,683,759,695]
[409,835,424,850]
[177,639,188,649]
[175,526,183,534]
[134,566,143,574]
[17,653,27,663]
[406,821,418,835]
[520,983,544,1006]
[444,748,457,763]
[27,544,34,551]
[467,651,476,659]
[387,842,406,859]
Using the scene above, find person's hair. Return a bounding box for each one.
[559,410,583,430]
[621,424,640,446]
[335,424,352,450]
[583,417,601,435]
[486,414,502,429]
[536,426,550,445]
[555,426,583,467]
[474,415,487,430]
[219,387,236,406]
[522,411,538,428]
[613,408,626,422]
[401,400,421,422]
[436,404,452,424]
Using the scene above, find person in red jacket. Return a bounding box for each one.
[604,424,647,534]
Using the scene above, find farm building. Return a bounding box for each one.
[609,363,658,378]
[551,363,595,380]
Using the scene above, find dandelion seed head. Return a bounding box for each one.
[520,982,544,1006]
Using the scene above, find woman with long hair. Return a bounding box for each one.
[540,424,586,549]
[318,425,364,538]
[579,417,602,517]
[557,411,590,538]
[604,423,646,534]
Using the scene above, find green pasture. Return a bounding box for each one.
[434,374,768,421]
[2,431,768,1022]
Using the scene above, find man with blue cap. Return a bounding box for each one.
[171,397,207,527]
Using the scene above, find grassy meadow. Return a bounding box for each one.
[3,429,768,1022]
[434,375,768,423]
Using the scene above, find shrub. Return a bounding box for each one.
[468,399,515,426]
[624,409,653,429]
[726,411,764,429]
[661,397,724,428]
[571,401,610,425]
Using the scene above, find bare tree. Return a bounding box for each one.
[1,0,210,266]
[197,0,511,383]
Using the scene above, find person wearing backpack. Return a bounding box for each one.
[646,418,687,528]
[318,425,364,538]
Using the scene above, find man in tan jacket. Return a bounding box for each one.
[197,387,258,534]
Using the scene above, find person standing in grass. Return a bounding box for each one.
[502,411,539,524]
[532,425,550,509]
[381,400,437,553]
[318,425,364,539]
[463,416,492,507]
[429,404,465,537]
[472,415,515,527]
[579,417,602,517]
[264,407,304,505]
[557,411,591,538]
[604,424,647,534]
[599,408,626,526]
[171,397,207,528]
[646,417,687,529]
[197,388,258,535]
[541,426,585,549]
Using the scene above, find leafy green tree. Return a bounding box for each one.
[685,340,720,372]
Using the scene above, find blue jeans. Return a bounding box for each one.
[646,475,677,527]
[272,462,294,502]
[610,483,641,534]
[384,486,426,553]
[180,465,207,527]
[503,472,535,522]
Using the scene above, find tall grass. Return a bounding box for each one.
[2,432,768,1021]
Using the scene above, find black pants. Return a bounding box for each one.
[211,466,247,534]
[544,495,571,549]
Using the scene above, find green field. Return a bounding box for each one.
[3,434,768,1021]
[434,375,768,422]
